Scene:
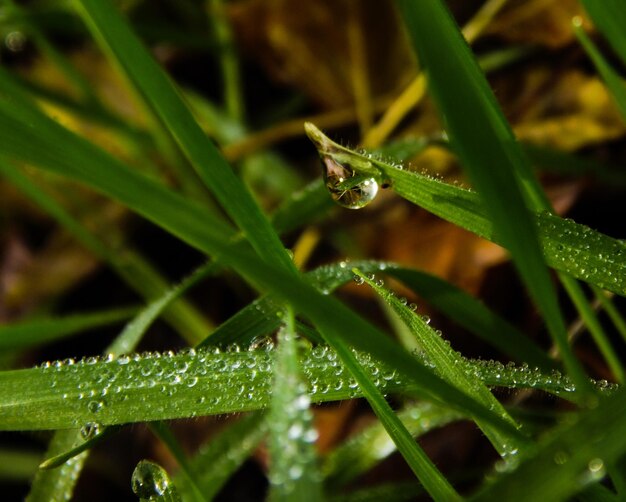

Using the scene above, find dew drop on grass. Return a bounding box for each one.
[87,400,104,413]
[131,460,171,499]
[320,155,379,209]
[80,422,102,440]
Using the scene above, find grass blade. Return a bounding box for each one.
[0,159,214,344]
[473,389,626,501]
[25,430,89,502]
[73,0,294,273]
[0,346,614,430]
[268,310,323,501]
[318,336,461,501]
[579,1,626,68]
[573,19,626,122]
[394,0,589,391]
[304,125,626,298]
[323,402,461,488]
[0,68,535,443]
[0,307,136,351]
[355,269,528,457]
[175,413,268,500]
[385,267,552,369]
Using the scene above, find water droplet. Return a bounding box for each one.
[320,155,379,209]
[553,450,569,465]
[80,422,102,440]
[588,458,604,473]
[5,31,26,52]
[131,460,171,499]
[88,400,104,413]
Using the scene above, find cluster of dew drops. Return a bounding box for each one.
[35,342,404,424]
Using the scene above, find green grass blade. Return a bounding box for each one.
[579,1,626,69]
[318,336,461,501]
[73,0,294,273]
[26,262,211,500]
[0,347,614,430]
[132,460,181,502]
[0,71,533,441]
[0,160,213,344]
[304,126,626,298]
[25,430,89,502]
[523,144,626,188]
[574,19,626,122]
[385,267,553,369]
[0,307,136,351]
[473,388,626,501]
[208,0,244,122]
[394,0,589,391]
[328,482,422,502]
[149,422,206,502]
[355,269,528,457]
[0,448,41,481]
[39,425,122,470]
[578,484,619,502]
[268,310,323,501]
[175,413,268,500]
[561,279,624,383]
[593,286,626,346]
[323,402,461,488]
[108,261,215,355]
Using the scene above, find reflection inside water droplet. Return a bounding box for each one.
[320,155,379,209]
[131,460,170,499]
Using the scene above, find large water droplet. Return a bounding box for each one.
[131,460,173,500]
[320,155,379,209]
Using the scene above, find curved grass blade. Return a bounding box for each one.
[25,430,89,502]
[0,347,616,431]
[355,270,528,457]
[579,1,626,68]
[0,159,213,344]
[268,310,323,501]
[328,482,422,502]
[38,425,122,470]
[323,402,461,488]
[304,125,626,298]
[27,262,213,500]
[0,448,41,481]
[573,19,626,121]
[0,307,136,351]
[472,388,626,501]
[149,422,206,502]
[175,412,268,501]
[384,267,552,370]
[0,70,535,442]
[394,0,589,391]
[73,0,295,274]
[319,337,461,501]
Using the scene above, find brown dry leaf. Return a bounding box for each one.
[486,0,589,48]
[229,0,414,108]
